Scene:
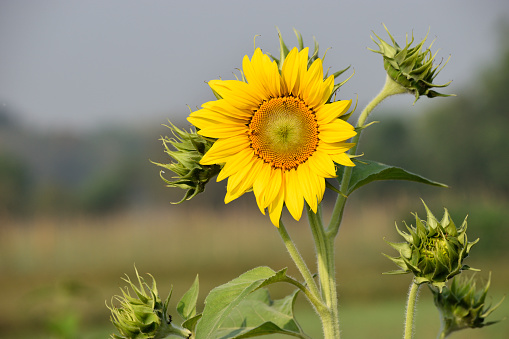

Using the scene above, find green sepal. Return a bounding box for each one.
[108,268,192,339]
[153,122,221,204]
[270,28,352,97]
[210,85,223,100]
[430,273,505,336]
[276,27,290,70]
[370,24,453,103]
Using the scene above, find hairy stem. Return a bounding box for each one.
[308,207,340,339]
[328,74,407,238]
[404,280,421,339]
[277,220,321,303]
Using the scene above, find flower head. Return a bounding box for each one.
[370,24,452,103]
[431,273,505,337]
[153,122,221,204]
[188,36,356,226]
[384,201,478,291]
[107,268,191,339]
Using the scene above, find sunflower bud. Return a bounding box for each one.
[369,24,452,103]
[384,201,478,291]
[107,268,191,339]
[153,122,221,204]
[431,273,505,337]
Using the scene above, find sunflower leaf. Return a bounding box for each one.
[195,267,291,339]
[342,159,448,195]
[177,274,199,321]
[212,288,307,338]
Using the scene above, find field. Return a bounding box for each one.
[1,199,507,338]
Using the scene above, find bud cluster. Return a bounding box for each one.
[384,201,478,291]
[370,24,452,103]
[107,268,191,339]
[153,122,221,204]
[431,273,504,337]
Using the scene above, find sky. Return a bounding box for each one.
[1,0,508,132]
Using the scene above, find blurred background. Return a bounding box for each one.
[1,1,508,338]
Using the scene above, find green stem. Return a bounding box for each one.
[277,220,322,302]
[157,321,191,339]
[307,206,340,339]
[327,74,407,238]
[404,280,421,339]
[282,276,327,314]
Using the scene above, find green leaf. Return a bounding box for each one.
[195,267,289,339]
[182,314,202,333]
[177,274,199,320]
[343,159,448,195]
[213,288,307,338]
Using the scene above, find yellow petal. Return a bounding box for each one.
[284,169,304,221]
[268,181,285,227]
[209,80,262,109]
[330,153,355,167]
[262,55,281,97]
[309,169,325,209]
[319,75,335,106]
[307,150,336,178]
[243,49,273,99]
[253,163,272,214]
[200,134,250,166]
[294,48,309,95]
[225,157,262,203]
[301,59,324,108]
[202,100,253,119]
[319,119,356,143]
[296,162,318,212]
[188,108,248,126]
[196,124,247,139]
[215,148,254,181]
[263,168,283,209]
[281,47,300,95]
[317,141,355,153]
[315,100,352,124]
[316,175,326,204]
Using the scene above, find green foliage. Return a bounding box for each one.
[195,267,307,339]
[339,159,447,195]
[213,288,306,339]
[177,274,199,321]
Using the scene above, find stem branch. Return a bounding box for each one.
[277,220,321,302]
[328,74,406,238]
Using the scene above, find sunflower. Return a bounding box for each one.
[188,47,356,226]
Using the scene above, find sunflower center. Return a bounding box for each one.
[248,96,318,170]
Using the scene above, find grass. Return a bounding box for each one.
[0,199,507,338]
